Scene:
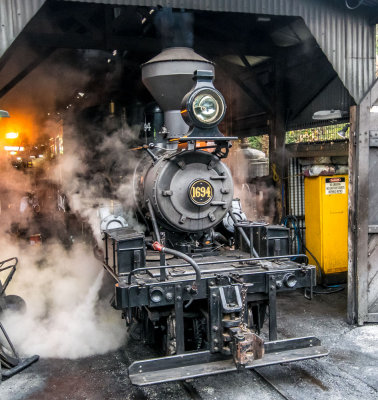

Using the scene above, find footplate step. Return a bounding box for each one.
[128,336,328,386]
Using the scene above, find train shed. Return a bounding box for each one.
[0,0,377,397]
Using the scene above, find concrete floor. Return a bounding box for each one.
[1,288,377,400]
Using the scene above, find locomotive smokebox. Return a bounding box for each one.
[141,47,214,138]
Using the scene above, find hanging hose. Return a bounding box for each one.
[228,211,259,257]
[151,242,201,292]
[147,199,161,243]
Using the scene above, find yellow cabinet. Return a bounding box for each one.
[304,175,348,281]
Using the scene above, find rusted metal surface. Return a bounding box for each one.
[232,331,264,369]
[61,0,376,103]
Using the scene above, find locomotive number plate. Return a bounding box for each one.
[189,179,214,206]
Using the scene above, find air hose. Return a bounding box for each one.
[151,241,201,292]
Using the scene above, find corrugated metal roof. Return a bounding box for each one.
[61,0,376,103]
[0,0,45,58]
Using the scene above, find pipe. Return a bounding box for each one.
[166,253,309,269]
[151,242,201,290]
[213,231,228,245]
[228,212,259,257]
[147,199,161,243]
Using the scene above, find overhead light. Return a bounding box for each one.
[5,132,18,139]
[0,110,10,117]
[10,151,17,155]
[4,146,24,151]
[337,123,350,138]
[257,16,271,22]
[312,110,345,120]
[16,157,21,160]
[141,17,147,24]
[112,50,117,56]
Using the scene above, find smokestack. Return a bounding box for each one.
[141,47,214,138]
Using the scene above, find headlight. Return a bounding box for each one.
[192,91,222,124]
[182,87,226,129]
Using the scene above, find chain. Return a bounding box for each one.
[239,283,248,331]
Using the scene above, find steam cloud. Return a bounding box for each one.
[0,67,142,358]
[0,104,150,358]
[226,142,277,223]
[1,240,126,359]
[0,126,134,358]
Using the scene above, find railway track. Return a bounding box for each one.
[124,338,324,400]
[252,369,297,400]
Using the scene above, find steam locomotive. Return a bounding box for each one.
[101,48,327,385]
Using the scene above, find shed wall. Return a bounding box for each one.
[0,0,45,58]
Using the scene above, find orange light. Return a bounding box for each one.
[5,132,18,139]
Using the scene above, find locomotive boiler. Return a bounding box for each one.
[102,48,328,385]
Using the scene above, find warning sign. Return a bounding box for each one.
[325,177,346,195]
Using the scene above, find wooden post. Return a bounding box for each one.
[269,57,286,223]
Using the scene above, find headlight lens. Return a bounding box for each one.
[193,94,218,123]
[190,89,225,126]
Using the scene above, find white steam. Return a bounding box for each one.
[1,239,126,359]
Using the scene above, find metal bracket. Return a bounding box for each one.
[368,225,378,233]
[174,285,185,354]
[218,285,242,313]
[268,275,277,341]
[369,131,378,147]
[209,286,222,352]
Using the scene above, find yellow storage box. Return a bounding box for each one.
[304,175,348,281]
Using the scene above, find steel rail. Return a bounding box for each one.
[252,369,296,400]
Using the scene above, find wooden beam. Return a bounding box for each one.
[289,72,338,120]
[216,58,273,114]
[0,48,55,98]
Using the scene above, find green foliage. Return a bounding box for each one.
[286,123,348,144]
[247,136,263,150]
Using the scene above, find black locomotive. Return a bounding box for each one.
[102,48,327,385]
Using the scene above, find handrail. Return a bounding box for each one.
[126,254,308,285]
